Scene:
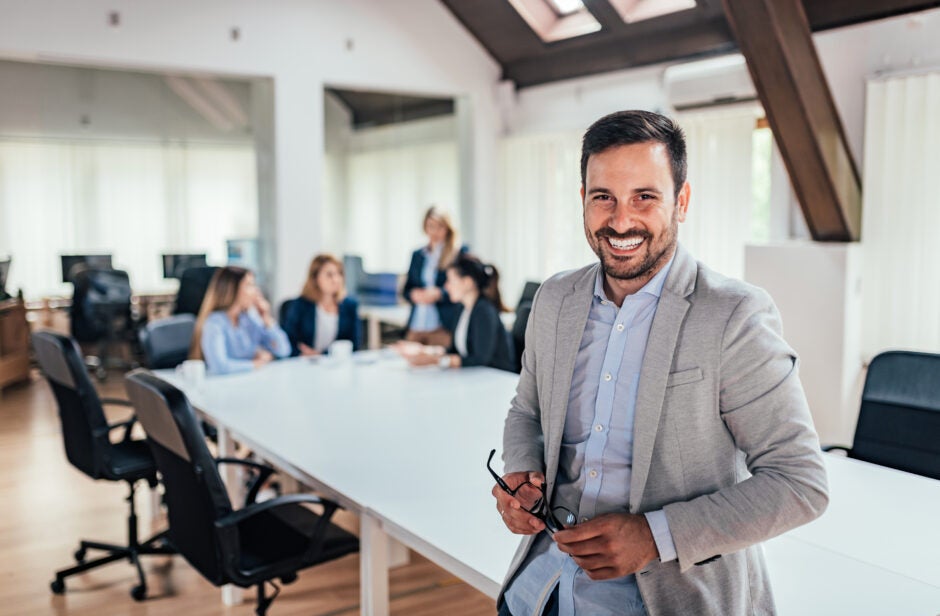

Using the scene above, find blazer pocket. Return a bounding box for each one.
[666,367,703,388]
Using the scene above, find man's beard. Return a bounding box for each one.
[589,210,678,282]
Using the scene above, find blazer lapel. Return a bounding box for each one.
[629,247,696,510]
[545,266,596,487]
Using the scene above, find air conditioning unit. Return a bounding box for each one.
[664,54,756,111]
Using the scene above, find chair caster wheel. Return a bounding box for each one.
[74,548,87,563]
[130,585,147,601]
[51,579,65,594]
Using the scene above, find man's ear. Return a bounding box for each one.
[676,182,691,223]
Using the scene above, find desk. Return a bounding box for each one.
[156,357,940,615]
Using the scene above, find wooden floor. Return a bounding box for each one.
[0,369,497,616]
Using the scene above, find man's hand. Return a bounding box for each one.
[552,513,659,580]
[491,471,547,535]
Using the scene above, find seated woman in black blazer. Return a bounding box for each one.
[404,254,514,373]
[281,254,361,356]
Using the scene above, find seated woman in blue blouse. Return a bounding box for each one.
[404,254,514,373]
[281,254,361,356]
[189,266,290,374]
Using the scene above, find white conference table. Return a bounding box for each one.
[156,355,940,615]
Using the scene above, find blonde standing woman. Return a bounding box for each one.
[402,206,467,347]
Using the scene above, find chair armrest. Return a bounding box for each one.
[107,416,138,442]
[822,445,851,454]
[214,493,334,528]
[215,457,276,507]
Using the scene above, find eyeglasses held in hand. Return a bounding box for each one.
[487,449,576,534]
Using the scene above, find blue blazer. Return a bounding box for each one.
[281,296,361,356]
[402,244,468,331]
[448,298,515,373]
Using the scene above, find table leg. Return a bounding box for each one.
[389,537,410,568]
[217,426,244,606]
[367,315,381,350]
[360,514,390,616]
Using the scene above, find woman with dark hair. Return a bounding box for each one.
[402,206,466,348]
[281,254,361,356]
[190,266,290,374]
[404,253,514,372]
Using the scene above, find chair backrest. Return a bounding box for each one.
[124,370,234,584]
[853,351,940,480]
[511,302,532,374]
[517,281,541,311]
[139,314,196,369]
[70,268,133,342]
[32,331,112,478]
[174,266,219,316]
[278,298,297,329]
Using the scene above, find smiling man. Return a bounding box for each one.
[492,110,829,616]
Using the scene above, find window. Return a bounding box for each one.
[0,138,257,298]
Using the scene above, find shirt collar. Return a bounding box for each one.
[593,251,676,302]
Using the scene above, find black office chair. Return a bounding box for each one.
[511,302,532,374]
[823,350,940,480]
[518,281,541,310]
[70,267,138,380]
[278,298,297,330]
[32,331,174,601]
[139,314,196,370]
[174,266,219,316]
[124,370,360,615]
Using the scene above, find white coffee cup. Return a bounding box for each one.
[328,339,353,361]
[176,359,206,390]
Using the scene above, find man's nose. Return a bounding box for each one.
[607,203,635,233]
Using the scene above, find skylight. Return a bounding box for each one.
[608,0,697,24]
[507,0,601,43]
[545,0,585,17]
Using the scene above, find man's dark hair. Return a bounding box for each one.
[580,110,687,197]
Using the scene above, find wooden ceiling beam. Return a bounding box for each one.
[723,0,861,241]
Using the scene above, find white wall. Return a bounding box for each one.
[0,59,253,143]
[745,243,864,445]
[0,0,501,300]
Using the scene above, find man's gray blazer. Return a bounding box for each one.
[501,245,829,615]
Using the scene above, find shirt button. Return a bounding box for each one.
[601,300,609,306]
[589,469,598,478]
[603,373,612,382]
[616,323,624,332]
[595,424,603,432]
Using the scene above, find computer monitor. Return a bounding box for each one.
[343,255,364,300]
[226,238,259,271]
[61,254,113,283]
[162,253,208,279]
[0,257,10,300]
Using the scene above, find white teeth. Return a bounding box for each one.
[608,237,643,250]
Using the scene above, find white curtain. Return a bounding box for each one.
[343,141,459,272]
[861,72,940,355]
[495,132,595,307]
[0,138,257,298]
[677,105,758,280]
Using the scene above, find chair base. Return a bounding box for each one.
[51,530,175,601]
[50,480,175,601]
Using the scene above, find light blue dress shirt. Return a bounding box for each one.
[505,257,677,616]
[408,244,443,332]
[200,309,290,375]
